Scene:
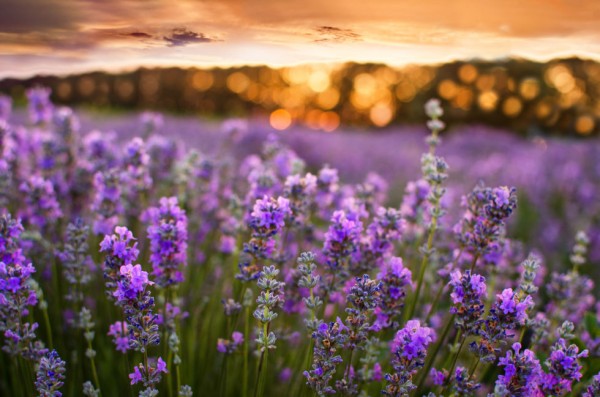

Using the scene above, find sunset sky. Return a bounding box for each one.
[1,0,599,78]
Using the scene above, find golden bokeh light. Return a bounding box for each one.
[478,90,499,111]
[316,88,340,110]
[502,96,523,117]
[308,70,331,93]
[458,64,478,84]
[354,73,378,97]
[270,108,292,130]
[438,79,458,100]
[536,101,552,119]
[370,102,394,127]
[575,115,595,135]
[226,72,250,94]
[192,70,214,91]
[519,78,540,100]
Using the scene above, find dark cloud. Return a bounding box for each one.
[313,26,361,43]
[163,28,216,47]
[127,32,153,39]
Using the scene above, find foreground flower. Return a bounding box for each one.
[492,343,542,396]
[35,350,66,397]
[146,196,188,287]
[383,320,435,396]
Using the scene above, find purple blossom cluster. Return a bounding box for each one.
[383,320,435,396]
[0,214,46,360]
[375,257,412,329]
[0,92,599,397]
[448,270,487,334]
[35,349,66,397]
[145,196,188,287]
[454,184,518,267]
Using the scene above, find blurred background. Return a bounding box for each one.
[1,58,600,136]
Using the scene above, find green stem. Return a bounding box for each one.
[441,336,466,394]
[41,306,53,351]
[86,338,102,397]
[406,213,438,321]
[242,305,250,397]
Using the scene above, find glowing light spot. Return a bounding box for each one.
[438,79,458,100]
[519,78,540,100]
[227,72,250,94]
[536,101,552,119]
[458,64,478,84]
[354,73,377,96]
[477,90,498,111]
[192,71,214,91]
[308,70,330,93]
[270,109,292,130]
[502,96,522,117]
[369,102,394,127]
[575,115,595,135]
[316,88,340,110]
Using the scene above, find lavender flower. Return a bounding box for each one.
[99,226,139,298]
[448,270,487,334]
[454,184,517,267]
[344,274,382,349]
[492,342,542,396]
[0,214,46,360]
[358,207,404,272]
[453,366,481,397]
[471,287,534,362]
[114,263,164,392]
[121,137,152,214]
[283,172,317,226]
[383,320,435,396]
[27,87,53,125]
[237,196,290,281]
[217,331,244,354]
[145,196,188,287]
[323,210,362,271]
[253,265,285,352]
[375,257,412,329]
[304,321,348,395]
[91,169,123,235]
[315,165,340,218]
[297,252,323,332]
[0,94,12,121]
[129,357,168,387]
[249,195,290,238]
[35,350,66,397]
[108,321,131,353]
[583,372,600,397]
[19,175,63,230]
[56,219,94,325]
[541,338,588,396]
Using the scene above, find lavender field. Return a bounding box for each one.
[2,91,600,397]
